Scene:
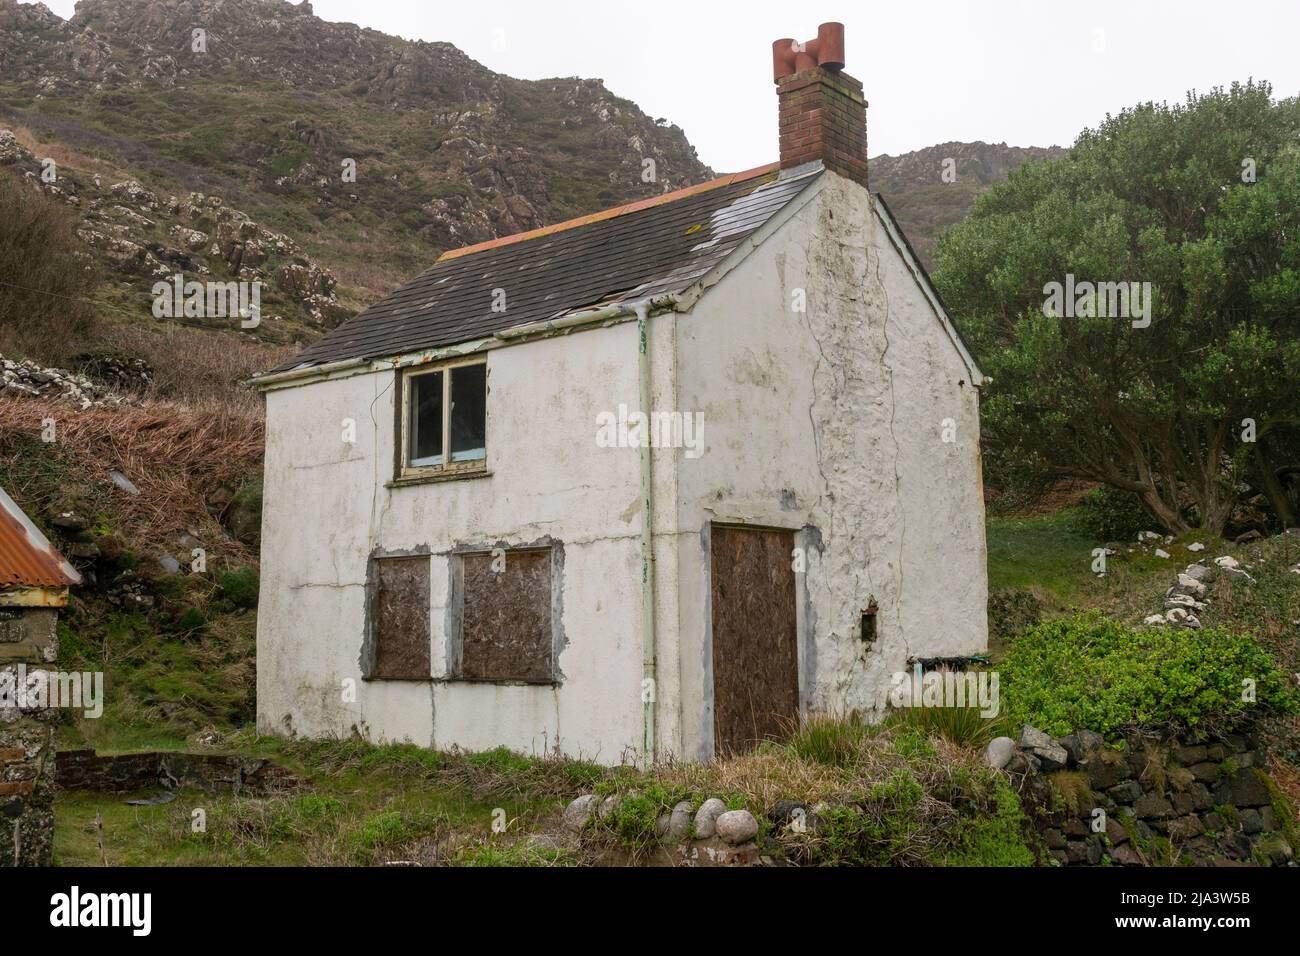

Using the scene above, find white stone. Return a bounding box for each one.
[1018,725,1053,751]
[1215,556,1240,569]
[1187,542,1205,552]
[694,798,727,839]
[563,794,598,832]
[986,736,1016,770]
[595,794,619,820]
[1154,548,1170,559]
[714,809,759,846]
[662,800,693,843]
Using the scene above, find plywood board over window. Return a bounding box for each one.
[368,555,431,680]
[459,548,554,682]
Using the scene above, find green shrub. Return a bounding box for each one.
[938,780,1035,867]
[1001,612,1299,737]
[170,606,208,635]
[217,566,259,609]
[1069,486,1154,542]
[591,783,694,856]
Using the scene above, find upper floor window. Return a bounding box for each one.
[400,359,487,479]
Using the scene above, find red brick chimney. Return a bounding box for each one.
[773,22,868,187]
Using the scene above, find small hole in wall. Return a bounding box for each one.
[860,600,878,644]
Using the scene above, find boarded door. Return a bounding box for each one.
[710,525,799,756]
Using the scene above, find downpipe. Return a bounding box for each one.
[636,300,657,762]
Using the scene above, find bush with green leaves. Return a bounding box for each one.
[1069,486,1155,542]
[1001,612,1298,737]
[937,780,1036,867]
[934,82,1300,533]
[217,566,259,609]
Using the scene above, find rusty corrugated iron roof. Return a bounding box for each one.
[268,163,820,373]
[0,485,82,591]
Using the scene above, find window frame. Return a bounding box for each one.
[397,357,488,481]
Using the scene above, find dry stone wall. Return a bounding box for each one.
[992,724,1295,867]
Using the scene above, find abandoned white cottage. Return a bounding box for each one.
[254,22,989,763]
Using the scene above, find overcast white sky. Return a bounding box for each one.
[40,0,1300,172]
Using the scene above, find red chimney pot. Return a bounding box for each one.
[772,21,845,82]
[772,22,867,187]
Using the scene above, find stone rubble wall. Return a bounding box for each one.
[994,724,1295,867]
[57,749,299,795]
[0,607,59,866]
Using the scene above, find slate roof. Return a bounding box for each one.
[268,163,821,373]
[0,486,81,591]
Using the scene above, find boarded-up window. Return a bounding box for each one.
[369,555,431,679]
[459,548,553,682]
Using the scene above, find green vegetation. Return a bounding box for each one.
[936,82,1300,533]
[784,713,878,766]
[53,736,591,867]
[1069,487,1155,542]
[1000,611,1299,737]
[937,781,1036,867]
[889,701,1009,748]
[217,567,259,609]
[985,508,1183,618]
[0,171,99,361]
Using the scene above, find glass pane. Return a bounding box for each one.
[449,363,486,462]
[408,371,443,467]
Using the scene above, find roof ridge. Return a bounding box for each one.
[437,162,780,262]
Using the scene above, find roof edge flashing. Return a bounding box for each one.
[253,297,682,392]
[778,159,824,180]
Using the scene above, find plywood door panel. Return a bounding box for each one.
[710,526,799,756]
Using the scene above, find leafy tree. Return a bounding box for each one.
[934,82,1300,533]
[0,169,99,363]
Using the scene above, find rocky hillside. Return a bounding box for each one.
[0,0,1058,358]
[869,141,1065,268]
[0,0,713,345]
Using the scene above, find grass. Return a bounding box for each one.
[53,735,582,867]
[982,507,1271,629]
[576,720,1035,867]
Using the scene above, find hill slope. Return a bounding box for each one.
[1,0,1058,354]
[0,0,714,339]
[868,141,1065,268]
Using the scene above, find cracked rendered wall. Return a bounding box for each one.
[257,322,670,763]
[672,172,988,759]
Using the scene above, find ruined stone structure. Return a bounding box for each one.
[0,485,81,866]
